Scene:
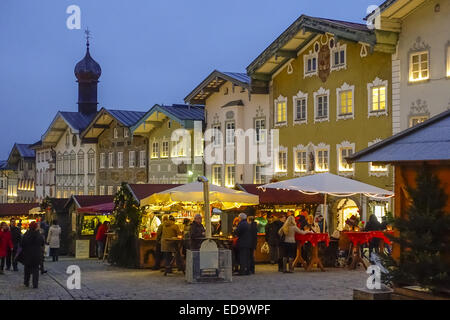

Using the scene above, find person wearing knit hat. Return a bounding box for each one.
[239,213,247,220]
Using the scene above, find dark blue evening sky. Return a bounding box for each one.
[0,0,381,159]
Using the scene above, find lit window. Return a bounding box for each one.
[212,166,222,186]
[370,162,388,173]
[371,86,386,112]
[225,165,235,188]
[339,90,352,115]
[276,149,287,173]
[151,142,159,159]
[226,122,235,146]
[409,51,429,82]
[409,116,429,127]
[107,186,114,196]
[316,149,329,172]
[254,165,265,184]
[339,147,354,172]
[447,46,450,77]
[295,150,307,173]
[276,101,287,124]
[161,141,169,158]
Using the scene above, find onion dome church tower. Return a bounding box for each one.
[74,29,102,115]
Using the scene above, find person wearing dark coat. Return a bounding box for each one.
[151,215,168,270]
[189,214,205,250]
[364,214,383,257]
[20,222,45,288]
[233,213,252,275]
[247,216,258,274]
[6,218,21,271]
[266,215,286,271]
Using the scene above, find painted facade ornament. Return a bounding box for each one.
[287,62,293,74]
[409,99,430,117]
[360,43,368,58]
[255,105,264,118]
[318,44,331,82]
[410,36,430,52]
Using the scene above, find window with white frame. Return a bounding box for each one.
[212,165,222,186]
[331,43,346,71]
[336,83,354,120]
[212,124,221,147]
[161,141,169,158]
[88,150,95,174]
[107,186,114,195]
[129,151,135,167]
[294,147,307,173]
[117,152,123,168]
[100,153,105,169]
[109,152,114,168]
[113,128,118,139]
[254,165,265,184]
[254,118,266,143]
[226,121,235,146]
[315,144,329,172]
[225,165,235,188]
[293,90,308,124]
[337,142,355,173]
[151,142,159,159]
[124,129,129,138]
[304,45,318,77]
[276,148,287,173]
[99,185,105,196]
[314,88,329,122]
[367,78,388,117]
[139,150,146,168]
[78,151,84,174]
[275,96,287,125]
[447,45,450,77]
[409,51,429,82]
[409,115,429,127]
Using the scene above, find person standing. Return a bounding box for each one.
[47,220,61,262]
[189,214,205,250]
[152,215,168,270]
[265,215,283,267]
[364,214,383,257]
[161,215,182,275]
[95,221,108,259]
[37,222,47,274]
[6,218,21,271]
[234,213,252,276]
[0,222,13,274]
[21,222,44,288]
[247,216,258,274]
[278,215,310,273]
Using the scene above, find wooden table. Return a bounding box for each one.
[294,233,330,272]
[343,232,372,270]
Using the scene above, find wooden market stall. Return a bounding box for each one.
[0,203,42,233]
[64,195,115,257]
[237,184,324,263]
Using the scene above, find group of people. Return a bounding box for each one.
[0,218,61,289]
[152,213,206,276]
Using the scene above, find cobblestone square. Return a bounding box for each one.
[1,257,368,300]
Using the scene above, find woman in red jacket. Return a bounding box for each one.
[0,222,13,274]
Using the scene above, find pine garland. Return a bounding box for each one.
[108,182,144,268]
[381,166,450,292]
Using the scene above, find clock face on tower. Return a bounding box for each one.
[72,134,77,147]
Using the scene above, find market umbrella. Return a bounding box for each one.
[259,173,394,232]
[140,181,259,210]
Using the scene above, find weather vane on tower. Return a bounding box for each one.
[85,27,91,47]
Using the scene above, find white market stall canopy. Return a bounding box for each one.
[259,173,393,198]
[140,182,259,210]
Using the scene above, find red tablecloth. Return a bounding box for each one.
[295,233,330,247]
[369,231,392,245]
[343,232,372,246]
